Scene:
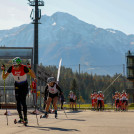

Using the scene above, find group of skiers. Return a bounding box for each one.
[113,90,129,111]
[90,90,129,111]
[90,91,104,111]
[1,57,63,125]
[0,57,131,126]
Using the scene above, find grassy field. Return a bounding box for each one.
[57,103,134,110]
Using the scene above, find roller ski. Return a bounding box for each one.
[14,118,28,126]
[40,113,48,119]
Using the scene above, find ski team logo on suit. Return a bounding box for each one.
[11,65,27,83]
[69,94,74,99]
[48,84,58,94]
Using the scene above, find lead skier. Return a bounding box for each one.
[1,57,37,125]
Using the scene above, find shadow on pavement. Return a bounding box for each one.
[66,110,83,113]
[67,118,86,121]
[57,118,86,121]
[27,125,79,132]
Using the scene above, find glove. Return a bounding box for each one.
[27,63,31,69]
[1,64,5,71]
[34,78,37,83]
[44,100,47,104]
[59,92,63,96]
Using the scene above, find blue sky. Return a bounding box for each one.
[0,0,134,35]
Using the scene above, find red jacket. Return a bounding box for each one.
[31,81,37,93]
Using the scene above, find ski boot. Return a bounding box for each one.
[18,118,24,123]
[17,114,24,124]
[23,117,28,126]
[40,112,48,119]
[55,110,58,119]
[55,113,58,119]
[43,113,48,118]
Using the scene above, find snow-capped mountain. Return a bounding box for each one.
[0,12,134,75]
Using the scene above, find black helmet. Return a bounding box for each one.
[47,77,55,83]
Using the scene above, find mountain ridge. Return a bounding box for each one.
[0,12,133,75]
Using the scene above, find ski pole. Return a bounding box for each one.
[32,79,39,126]
[27,63,39,126]
[63,107,68,119]
[103,73,122,94]
[35,81,39,126]
[4,78,8,125]
[31,78,39,126]
[2,64,8,125]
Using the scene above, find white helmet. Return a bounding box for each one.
[47,77,55,83]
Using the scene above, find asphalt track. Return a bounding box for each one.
[0,109,134,134]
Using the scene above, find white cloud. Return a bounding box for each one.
[130,42,134,45]
[10,13,16,17]
[87,68,95,70]
[52,22,56,26]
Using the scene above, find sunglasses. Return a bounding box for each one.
[14,65,19,68]
[49,82,54,85]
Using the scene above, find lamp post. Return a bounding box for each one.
[28,0,44,75]
[79,64,80,108]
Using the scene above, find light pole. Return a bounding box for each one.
[79,64,80,108]
[28,0,44,75]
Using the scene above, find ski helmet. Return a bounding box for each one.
[12,57,22,65]
[47,77,55,83]
[94,91,97,94]
[99,91,102,93]
[122,90,125,93]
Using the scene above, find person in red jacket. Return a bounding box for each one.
[1,57,37,125]
[120,90,128,111]
[100,91,104,110]
[113,91,120,111]
[90,92,94,110]
[90,91,97,110]
[97,91,103,111]
[30,80,38,114]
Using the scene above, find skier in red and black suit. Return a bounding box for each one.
[97,91,103,111]
[1,57,37,125]
[113,91,120,111]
